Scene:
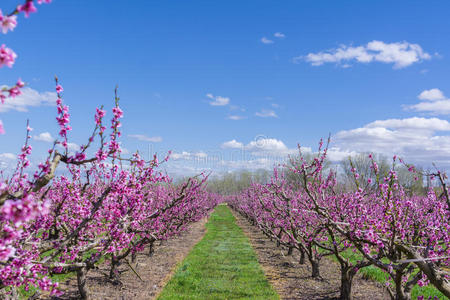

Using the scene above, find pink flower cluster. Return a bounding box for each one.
[0,44,17,68]
[17,0,51,18]
[2,194,49,226]
[0,10,17,33]
[0,83,220,298]
[1,0,53,135]
[228,142,450,300]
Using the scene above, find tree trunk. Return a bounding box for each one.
[148,241,155,257]
[276,230,282,247]
[393,271,411,300]
[77,268,90,300]
[287,246,293,256]
[131,251,137,263]
[310,259,320,278]
[299,249,305,265]
[109,257,119,280]
[339,267,356,300]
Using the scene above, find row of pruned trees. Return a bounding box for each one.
[229,140,450,300]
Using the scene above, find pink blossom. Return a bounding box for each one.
[95,108,106,125]
[112,107,123,119]
[0,120,4,134]
[38,162,50,173]
[0,11,17,34]
[16,78,25,88]
[0,245,15,260]
[0,44,17,68]
[74,152,86,161]
[17,1,38,18]
[2,194,40,226]
[56,84,63,93]
[8,86,21,97]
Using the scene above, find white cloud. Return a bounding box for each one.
[326,148,358,162]
[55,142,80,152]
[33,132,54,142]
[223,138,299,157]
[297,40,432,69]
[245,138,296,156]
[166,138,308,174]
[274,32,285,38]
[230,105,245,112]
[261,37,274,44]
[128,134,162,142]
[0,153,16,160]
[408,88,450,115]
[222,140,244,149]
[219,158,275,170]
[333,117,450,165]
[418,88,445,101]
[0,153,17,170]
[171,151,208,160]
[410,101,450,115]
[227,115,245,120]
[206,93,230,106]
[365,117,450,131]
[164,162,212,177]
[0,87,57,113]
[196,152,208,158]
[67,143,80,152]
[255,109,278,118]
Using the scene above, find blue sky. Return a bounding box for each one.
[2,0,450,175]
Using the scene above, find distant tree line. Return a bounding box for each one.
[207,153,432,196]
[206,169,271,195]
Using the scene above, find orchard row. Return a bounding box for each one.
[228,140,450,300]
[0,82,220,299]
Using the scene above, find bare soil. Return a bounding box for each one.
[47,217,208,300]
[232,210,390,300]
[39,208,390,300]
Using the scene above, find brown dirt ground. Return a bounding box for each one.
[45,217,208,300]
[232,210,390,300]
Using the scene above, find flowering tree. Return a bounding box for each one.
[0,80,219,299]
[229,139,450,300]
[0,2,221,298]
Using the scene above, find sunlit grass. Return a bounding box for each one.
[158,204,279,300]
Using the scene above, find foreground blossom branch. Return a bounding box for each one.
[0,81,220,299]
[0,0,52,134]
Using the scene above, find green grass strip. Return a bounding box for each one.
[158,204,279,300]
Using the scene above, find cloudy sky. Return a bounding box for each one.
[1,0,450,175]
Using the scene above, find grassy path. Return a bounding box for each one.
[157,204,279,300]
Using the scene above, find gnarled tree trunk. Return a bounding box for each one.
[339,266,357,300]
[299,249,305,264]
[77,267,90,300]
